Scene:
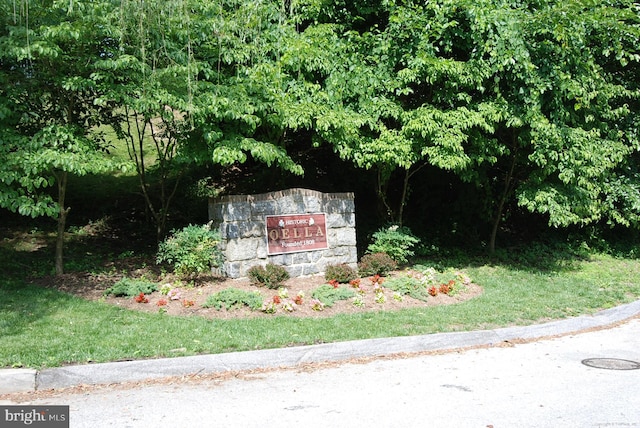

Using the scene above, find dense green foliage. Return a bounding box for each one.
[156,224,223,277]
[367,225,421,264]
[1,0,639,254]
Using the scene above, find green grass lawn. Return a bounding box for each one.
[2,252,639,369]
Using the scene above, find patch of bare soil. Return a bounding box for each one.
[42,269,483,319]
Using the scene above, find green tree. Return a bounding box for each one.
[0,0,126,274]
[285,0,640,250]
[98,0,304,241]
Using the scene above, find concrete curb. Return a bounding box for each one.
[2,299,639,394]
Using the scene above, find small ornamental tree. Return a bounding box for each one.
[0,1,128,274]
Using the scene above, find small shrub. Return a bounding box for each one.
[311,284,356,307]
[156,224,223,277]
[358,252,397,277]
[367,225,421,264]
[104,277,158,297]
[324,263,358,283]
[202,288,263,311]
[247,263,290,289]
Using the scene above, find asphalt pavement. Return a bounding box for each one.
[1,300,639,427]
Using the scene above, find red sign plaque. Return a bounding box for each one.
[266,213,328,255]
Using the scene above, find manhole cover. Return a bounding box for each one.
[581,358,640,370]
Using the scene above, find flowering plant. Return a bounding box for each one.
[182,299,195,307]
[349,279,361,288]
[281,300,295,312]
[293,292,304,305]
[310,298,325,311]
[373,283,385,294]
[261,301,277,314]
[168,289,182,300]
[156,298,168,306]
[369,275,384,285]
[134,293,149,303]
[428,286,438,296]
[278,287,289,299]
[456,271,472,285]
[439,280,455,295]
[328,279,340,288]
[352,295,365,307]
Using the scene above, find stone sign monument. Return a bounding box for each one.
[209,188,357,278]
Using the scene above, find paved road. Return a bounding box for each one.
[5,318,640,427]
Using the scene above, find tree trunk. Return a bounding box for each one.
[489,193,506,255]
[489,136,518,255]
[55,171,70,276]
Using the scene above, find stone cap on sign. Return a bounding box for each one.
[213,188,354,204]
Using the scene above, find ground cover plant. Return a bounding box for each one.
[103,277,158,298]
[202,288,263,311]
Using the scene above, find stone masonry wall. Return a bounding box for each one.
[209,188,357,278]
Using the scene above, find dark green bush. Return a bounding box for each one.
[202,288,263,310]
[324,263,358,283]
[358,252,398,277]
[247,263,290,289]
[311,284,356,307]
[104,277,158,297]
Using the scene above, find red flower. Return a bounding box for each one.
[134,293,149,303]
[370,275,384,285]
[328,279,340,288]
[349,279,361,288]
[293,295,304,305]
[182,299,195,307]
[428,286,438,297]
[272,295,282,304]
[156,298,168,306]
